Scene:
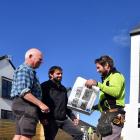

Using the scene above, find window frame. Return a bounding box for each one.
[1,76,12,100]
[1,109,14,120]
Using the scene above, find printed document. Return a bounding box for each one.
[67,77,99,115]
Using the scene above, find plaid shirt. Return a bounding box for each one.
[11,63,42,99]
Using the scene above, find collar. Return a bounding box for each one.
[101,67,119,81]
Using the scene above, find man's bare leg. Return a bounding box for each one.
[13,135,21,140]
[13,135,32,140]
[20,135,32,140]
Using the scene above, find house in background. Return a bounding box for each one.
[0,55,15,120]
[121,24,140,140]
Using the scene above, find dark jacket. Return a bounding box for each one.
[41,80,76,121]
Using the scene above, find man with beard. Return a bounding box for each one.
[85,55,125,140]
[40,66,83,140]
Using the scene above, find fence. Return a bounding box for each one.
[0,119,100,140]
[0,119,73,140]
[0,119,44,140]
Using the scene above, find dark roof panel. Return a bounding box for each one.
[130,24,140,36]
[0,55,15,69]
[0,55,8,60]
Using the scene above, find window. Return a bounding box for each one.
[138,108,140,128]
[1,109,14,120]
[2,76,12,99]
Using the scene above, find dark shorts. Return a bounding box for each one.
[12,97,39,136]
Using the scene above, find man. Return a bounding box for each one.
[11,48,49,140]
[40,66,83,140]
[85,55,125,140]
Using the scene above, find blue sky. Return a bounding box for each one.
[0,0,140,126]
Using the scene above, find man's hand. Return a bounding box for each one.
[73,118,79,126]
[39,103,50,113]
[23,93,50,113]
[91,104,99,111]
[85,79,97,88]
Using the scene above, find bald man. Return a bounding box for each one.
[11,48,49,140]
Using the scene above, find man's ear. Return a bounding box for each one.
[49,73,53,79]
[104,63,110,70]
[29,54,32,58]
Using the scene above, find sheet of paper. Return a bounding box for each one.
[67,77,99,115]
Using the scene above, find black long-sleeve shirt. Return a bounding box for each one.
[41,80,76,121]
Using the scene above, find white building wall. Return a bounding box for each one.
[0,59,14,79]
[129,35,140,104]
[0,58,14,118]
[121,34,140,139]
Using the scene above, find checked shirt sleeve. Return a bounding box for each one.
[14,68,34,97]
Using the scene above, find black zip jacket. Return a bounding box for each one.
[41,80,76,121]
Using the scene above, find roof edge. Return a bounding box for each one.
[0,55,16,70]
[130,24,140,36]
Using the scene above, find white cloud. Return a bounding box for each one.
[113,29,130,47]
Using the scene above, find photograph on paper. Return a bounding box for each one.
[67,77,99,115]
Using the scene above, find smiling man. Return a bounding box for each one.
[85,55,126,140]
[40,66,83,140]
